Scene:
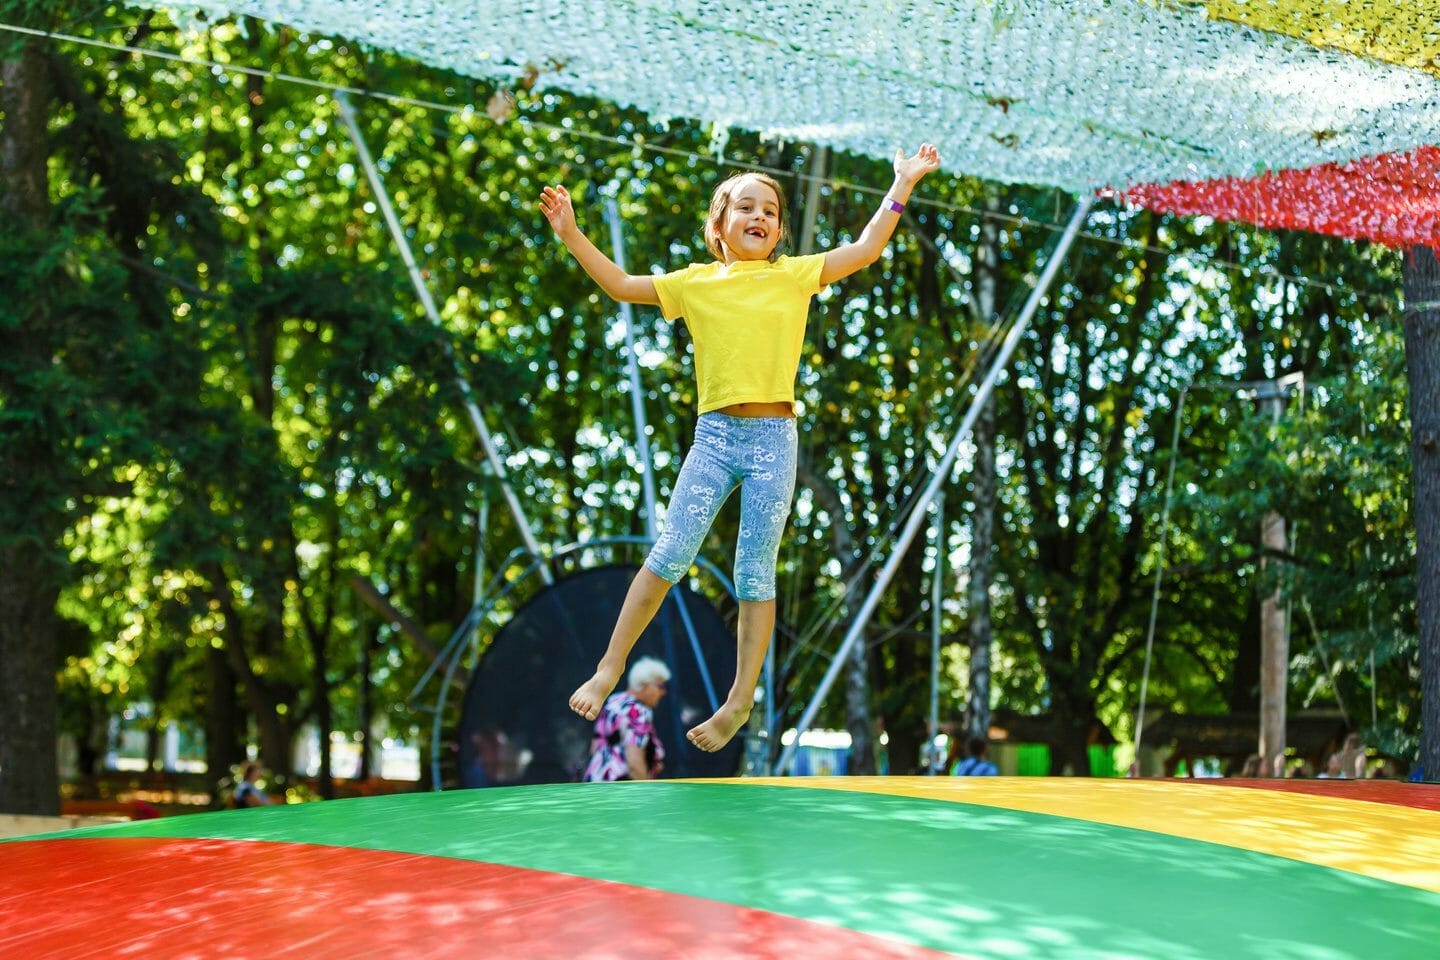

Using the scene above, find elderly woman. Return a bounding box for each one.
[581,656,670,782]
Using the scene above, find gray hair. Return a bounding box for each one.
[628,656,671,689]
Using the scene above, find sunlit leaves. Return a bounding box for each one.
[16,6,1421,779]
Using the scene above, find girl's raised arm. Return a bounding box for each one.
[818,144,941,287]
[540,185,660,305]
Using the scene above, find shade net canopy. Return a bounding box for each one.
[456,565,743,787]
[132,0,1440,246]
[1184,0,1440,75]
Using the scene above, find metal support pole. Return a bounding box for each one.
[1257,379,1291,775]
[476,495,490,600]
[763,630,777,767]
[603,197,659,538]
[928,492,945,773]
[777,196,1094,775]
[335,93,550,584]
[797,145,828,257]
[757,145,828,774]
[669,588,720,712]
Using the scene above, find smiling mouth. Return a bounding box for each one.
[746,228,766,239]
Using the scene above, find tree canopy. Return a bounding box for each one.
[0,5,1423,811]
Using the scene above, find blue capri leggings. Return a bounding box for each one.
[644,413,797,602]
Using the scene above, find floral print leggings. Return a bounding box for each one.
[644,413,797,602]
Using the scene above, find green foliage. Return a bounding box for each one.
[10,7,1421,783]
[1186,314,1417,755]
[0,187,165,549]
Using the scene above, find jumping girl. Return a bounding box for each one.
[540,144,941,752]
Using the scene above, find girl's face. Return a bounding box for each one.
[719,177,782,262]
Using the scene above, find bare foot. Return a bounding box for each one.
[687,702,751,752]
[569,666,622,721]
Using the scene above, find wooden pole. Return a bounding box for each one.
[1257,383,1290,776]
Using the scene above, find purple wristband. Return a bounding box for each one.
[885,197,905,214]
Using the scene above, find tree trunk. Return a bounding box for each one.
[844,632,876,774]
[0,544,61,814]
[1228,597,1262,711]
[1403,247,1440,782]
[1050,700,1095,776]
[205,644,245,794]
[1,43,48,224]
[841,467,879,775]
[143,649,175,771]
[75,691,107,779]
[208,568,298,777]
[966,198,1000,741]
[0,38,60,816]
[358,624,378,781]
[313,634,334,798]
[793,456,874,773]
[247,612,298,776]
[1258,509,1288,775]
[236,43,299,780]
[882,538,930,774]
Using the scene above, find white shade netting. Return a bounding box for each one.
[131,0,1440,193]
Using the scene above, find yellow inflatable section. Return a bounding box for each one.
[728,776,1440,894]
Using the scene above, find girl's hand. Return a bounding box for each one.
[539,184,576,236]
[894,143,941,185]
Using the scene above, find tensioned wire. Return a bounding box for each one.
[740,198,1031,666]
[6,15,1023,449]
[522,142,1022,696]
[777,199,1057,654]
[0,19,1396,309]
[773,237,1061,702]
[374,80,1039,666]
[13,16,1395,423]
[476,130,1186,706]
[764,203,1053,686]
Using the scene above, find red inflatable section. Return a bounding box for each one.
[1117,146,1440,249]
[1202,777,1440,812]
[0,837,967,960]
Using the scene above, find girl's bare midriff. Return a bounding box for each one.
[717,401,795,418]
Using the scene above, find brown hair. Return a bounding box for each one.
[703,171,789,262]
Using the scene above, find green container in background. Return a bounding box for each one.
[1007,743,1116,776]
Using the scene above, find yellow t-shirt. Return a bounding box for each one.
[652,253,828,414]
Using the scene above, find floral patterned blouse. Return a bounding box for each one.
[581,692,664,782]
